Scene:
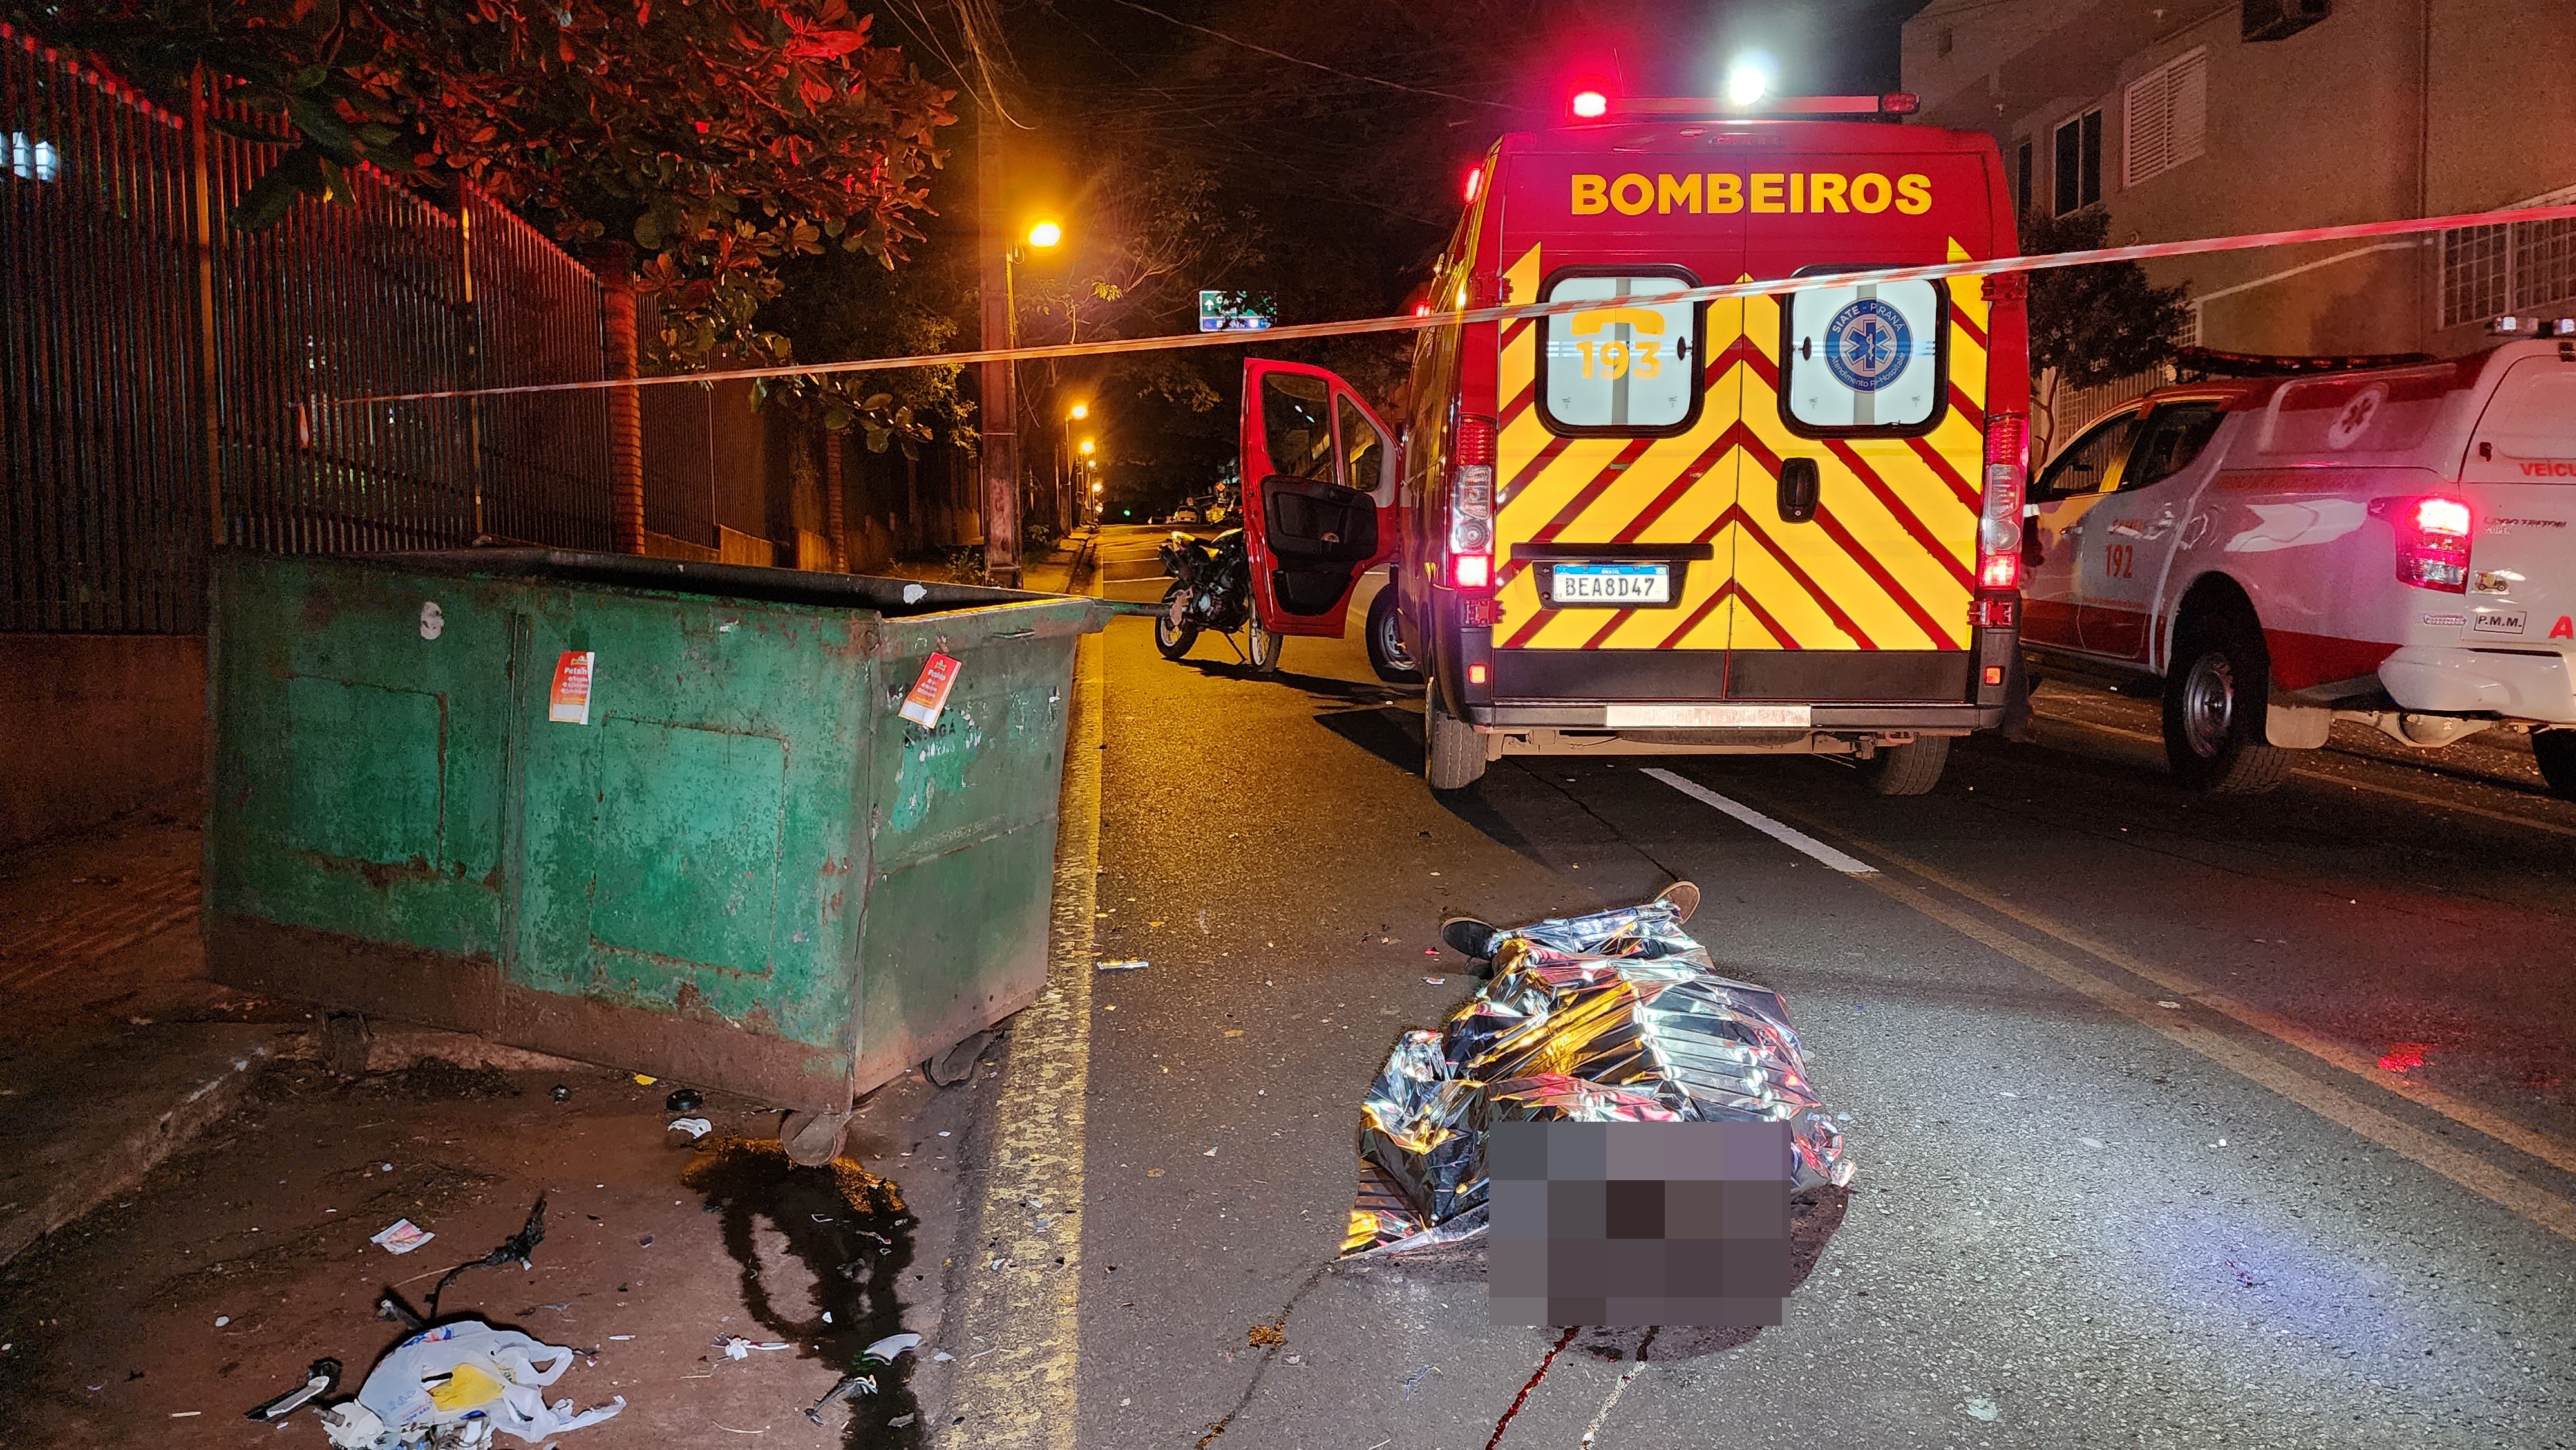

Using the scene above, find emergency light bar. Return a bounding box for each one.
[1582,93,1919,120]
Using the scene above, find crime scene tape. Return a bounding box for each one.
[325,200,2576,409]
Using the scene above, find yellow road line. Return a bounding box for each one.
[1861,839,2576,1178]
[936,628,1102,1450]
[1856,867,2576,1244]
[2034,708,2576,841]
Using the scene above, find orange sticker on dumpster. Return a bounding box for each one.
[549,650,595,724]
[900,652,961,728]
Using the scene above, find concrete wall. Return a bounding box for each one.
[0,634,205,853]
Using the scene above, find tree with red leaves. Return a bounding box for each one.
[19,0,955,373]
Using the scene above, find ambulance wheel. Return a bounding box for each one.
[1154,584,1198,659]
[1425,688,1486,791]
[1367,588,1421,683]
[2535,730,2576,802]
[2163,610,2290,795]
[1864,735,1951,796]
[1246,617,1283,673]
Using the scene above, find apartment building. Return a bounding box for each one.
[1901,0,2576,367]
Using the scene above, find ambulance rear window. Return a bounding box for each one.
[1539,273,1702,436]
[1781,278,1946,435]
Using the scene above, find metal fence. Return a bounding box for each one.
[3,25,614,632]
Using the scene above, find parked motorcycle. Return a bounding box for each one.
[1155,529,1282,672]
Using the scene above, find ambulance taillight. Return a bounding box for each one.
[1978,413,2027,594]
[1449,415,1498,592]
[2367,494,2473,592]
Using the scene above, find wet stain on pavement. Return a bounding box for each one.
[681,1136,921,1448]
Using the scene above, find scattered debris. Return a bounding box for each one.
[931,1350,955,1363]
[314,1319,624,1448]
[370,1220,435,1256]
[632,1074,658,1086]
[889,1413,917,1427]
[667,1087,705,1113]
[245,1359,342,1422]
[715,1336,794,1361]
[1964,1397,2000,1422]
[1247,1324,1284,1347]
[669,1117,715,1140]
[549,1084,573,1102]
[1095,959,1150,972]
[805,1333,922,1425]
[1425,976,1446,985]
[423,1196,547,1317]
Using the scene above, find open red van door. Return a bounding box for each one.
[1238,360,1399,637]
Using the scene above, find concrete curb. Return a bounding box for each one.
[0,1025,296,1268]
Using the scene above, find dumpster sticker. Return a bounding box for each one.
[899,652,961,729]
[549,650,596,725]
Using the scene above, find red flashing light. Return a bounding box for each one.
[1452,554,1492,590]
[1976,411,2028,596]
[1414,303,1432,317]
[1984,413,2027,468]
[1571,90,1609,119]
[1463,165,1483,203]
[1880,92,1920,115]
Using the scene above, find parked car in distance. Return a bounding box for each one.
[2022,339,2576,798]
[1169,505,1200,525]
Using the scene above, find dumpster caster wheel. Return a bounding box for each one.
[781,1109,852,1167]
[927,1030,1001,1088]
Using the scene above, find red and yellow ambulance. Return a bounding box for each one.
[1236,93,2028,793]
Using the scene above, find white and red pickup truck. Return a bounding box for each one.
[2021,337,2576,798]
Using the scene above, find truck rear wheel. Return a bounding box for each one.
[1425,688,1486,791]
[1864,735,1951,796]
[2163,610,2290,795]
[2535,730,2576,802]
[1366,588,1421,683]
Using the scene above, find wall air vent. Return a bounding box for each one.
[2242,0,2330,42]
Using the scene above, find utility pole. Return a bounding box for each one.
[977,113,1019,583]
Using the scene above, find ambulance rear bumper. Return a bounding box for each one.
[1464,702,2002,731]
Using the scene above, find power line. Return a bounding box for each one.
[1099,0,1521,109]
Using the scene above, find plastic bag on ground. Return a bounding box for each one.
[319,1319,625,1448]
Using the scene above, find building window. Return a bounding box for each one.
[2053,108,2102,216]
[2439,184,2576,327]
[2016,138,2034,218]
[2123,48,2208,188]
[7,132,62,182]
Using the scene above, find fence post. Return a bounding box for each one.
[188,64,223,549]
[822,426,848,571]
[589,242,645,555]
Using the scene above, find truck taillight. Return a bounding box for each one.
[1976,411,2027,594]
[1448,415,1497,593]
[2369,494,2472,592]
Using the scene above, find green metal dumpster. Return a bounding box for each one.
[206,549,1109,1140]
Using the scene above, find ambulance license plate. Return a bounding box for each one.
[1549,563,1669,605]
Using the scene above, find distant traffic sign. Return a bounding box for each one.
[1198,290,1274,332]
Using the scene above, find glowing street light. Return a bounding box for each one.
[1068,402,1088,420]
[1079,438,1095,456]
[1026,220,1063,249]
[1726,55,1774,109]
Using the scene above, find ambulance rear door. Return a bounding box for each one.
[1237,360,1399,638]
[1486,147,1747,690]
[1736,147,1997,702]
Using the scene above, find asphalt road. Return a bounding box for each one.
[937,525,2576,1450]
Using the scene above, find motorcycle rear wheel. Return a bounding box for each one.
[1154,585,1199,659]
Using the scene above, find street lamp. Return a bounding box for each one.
[1079,438,1095,457]
[1005,220,1065,550]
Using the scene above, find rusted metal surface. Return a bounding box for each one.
[207,549,1104,1109]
